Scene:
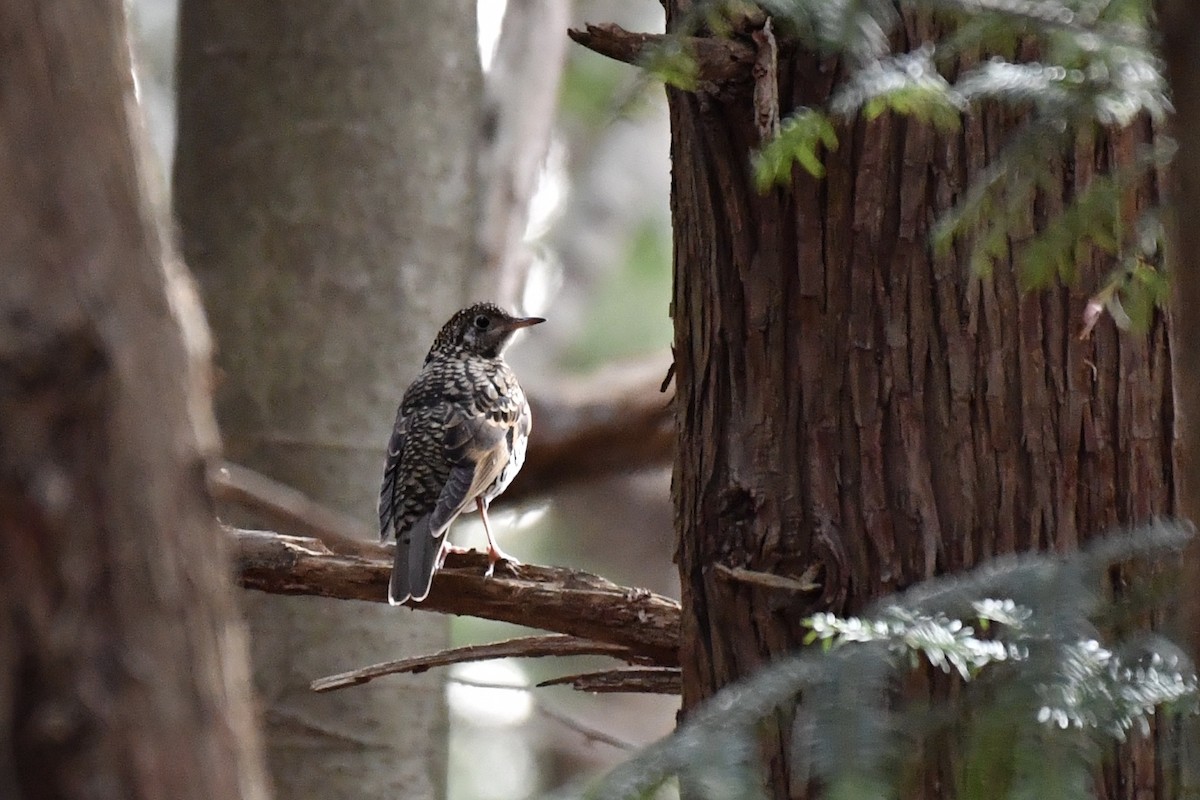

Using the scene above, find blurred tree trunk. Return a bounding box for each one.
[1159,5,1200,793]
[667,7,1173,800]
[173,2,480,799]
[0,2,268,799]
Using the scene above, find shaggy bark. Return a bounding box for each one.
[656,8,1174,800]
[0,2,267,798]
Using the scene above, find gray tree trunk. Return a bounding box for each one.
[0,2,268,798]
[173,2,481,798]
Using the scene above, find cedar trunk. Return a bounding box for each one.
[668,8,1174,799]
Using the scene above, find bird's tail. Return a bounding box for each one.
[388,516,444,605]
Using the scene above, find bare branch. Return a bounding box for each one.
[446,677,640,749]
[210,461,378,555]
[311,634,649,693]
[215,365,672,515]
[232,528,680,666]
[567,23,755,85]
[535,702,639,750]
[538,667,682,694]
[507,360,673,502]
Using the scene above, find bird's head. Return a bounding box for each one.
[429,302,545,360]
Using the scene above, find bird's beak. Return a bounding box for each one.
[508,316,546,329]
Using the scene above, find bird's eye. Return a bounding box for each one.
[473,315,491,330]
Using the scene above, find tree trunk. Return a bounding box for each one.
[0,2,268,798]
[173,2,480,798]
[1158,6,1200,793]
[668,8,1173,799]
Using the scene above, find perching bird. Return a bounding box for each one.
[379,302,544,605]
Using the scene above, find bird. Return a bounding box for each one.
[379,302,544,605]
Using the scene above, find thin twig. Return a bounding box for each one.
[538,667,682,694]
[311,634,649,693]
[446,677,639,750]
[535,703,639,751]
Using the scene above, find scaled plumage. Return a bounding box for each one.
[379,302,543,605]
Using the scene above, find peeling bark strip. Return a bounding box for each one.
[615,7,1176,800]
[231,529,682,666]
[537,667,682,694]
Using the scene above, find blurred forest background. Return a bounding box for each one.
[129,1,679,798]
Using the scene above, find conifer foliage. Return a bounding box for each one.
[734,0,1170,330]
[575,523,1195,800]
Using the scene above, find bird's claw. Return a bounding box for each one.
[436,543,472,570]
[484,550,522,579]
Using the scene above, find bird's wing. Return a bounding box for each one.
[392,404,512,605]
[378,404,408,542]
[488,387,531,500]
[427,407,512,533]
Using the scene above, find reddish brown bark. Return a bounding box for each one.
[666,8,1173,799]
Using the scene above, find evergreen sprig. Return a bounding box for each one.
[556,520,1194,800]
[728,0,1171,325]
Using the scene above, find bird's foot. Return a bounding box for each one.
[436,544,472,570]
[484,547,522,579]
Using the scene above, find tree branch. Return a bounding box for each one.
[532,700,638,750]
[447,676,639,749]
[567,23,756,85]
[311,634,650,693]
[507,361,673,502]
[210,462,378,556]
[538,667,682,694]
[214,366,672,514]
[232,528,680,666]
